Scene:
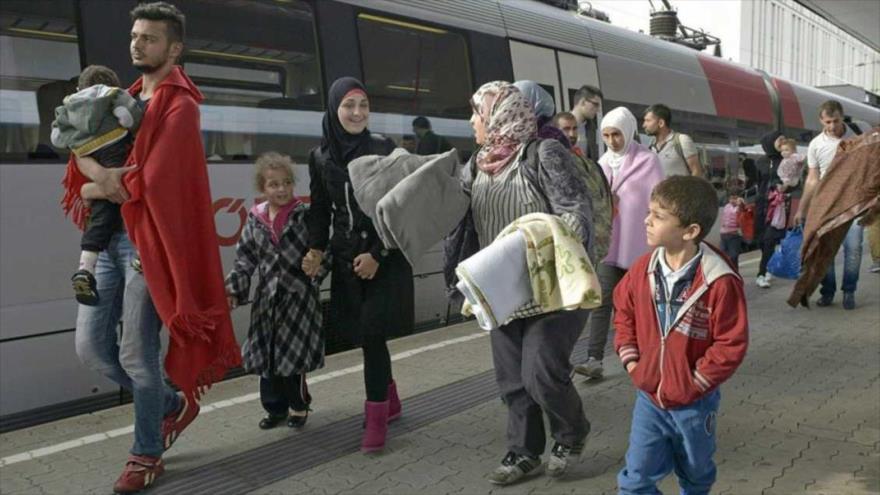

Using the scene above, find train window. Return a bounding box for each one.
[174,0,322,162]
[0,1,80,163]
[357,13,472,118]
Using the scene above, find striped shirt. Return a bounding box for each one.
[471,151,548,320]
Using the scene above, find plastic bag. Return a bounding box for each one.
[769,202,787,230]
[767,227,802,279]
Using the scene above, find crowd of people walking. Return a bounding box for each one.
[54,2,877,493]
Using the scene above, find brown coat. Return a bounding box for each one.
[788,129,880,307]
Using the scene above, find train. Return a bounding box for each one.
[1,0,877,429]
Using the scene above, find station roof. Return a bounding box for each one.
[796,0,880,52]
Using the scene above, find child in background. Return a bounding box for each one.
[225,152,326,429]
[52,65,143,305]
[777,138,805,192]
[720,189,745,267]
[614,176,748,495]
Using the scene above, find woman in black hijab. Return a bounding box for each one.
[302,77,414,453]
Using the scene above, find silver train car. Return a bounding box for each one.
[1,0,877,428]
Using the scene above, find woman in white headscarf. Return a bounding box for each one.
[574,107,663,380]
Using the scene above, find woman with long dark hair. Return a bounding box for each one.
[302,77,414,452]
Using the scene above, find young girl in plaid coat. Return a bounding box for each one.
[226,152,327,429]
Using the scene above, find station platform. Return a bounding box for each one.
[1,250,878,495]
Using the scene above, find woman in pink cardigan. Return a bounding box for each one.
[574,106,664,380]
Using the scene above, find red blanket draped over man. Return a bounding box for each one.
[61,66,240,401]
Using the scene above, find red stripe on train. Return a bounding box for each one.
[770,77,805,129]
[697,54,773,125]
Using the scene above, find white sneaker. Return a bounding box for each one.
[756,275,771,288]
[870,261,880,273]
[764,273,773,283]
[573,357,604,379]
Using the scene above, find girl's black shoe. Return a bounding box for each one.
[259,414,287,430]
[287,410,308,428]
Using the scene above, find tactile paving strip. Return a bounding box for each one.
[152,336,592,494]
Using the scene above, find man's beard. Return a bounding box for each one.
[133,60,162,73]
[645,128,658,136]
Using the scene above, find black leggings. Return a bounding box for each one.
[362,335,393,402]
[758,226,785,276]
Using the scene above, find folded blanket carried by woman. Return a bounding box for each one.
[457,213,602,330]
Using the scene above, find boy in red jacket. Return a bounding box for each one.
[614,176,748,495]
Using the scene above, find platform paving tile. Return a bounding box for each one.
[1,254,878,494]
[251,256,879,495]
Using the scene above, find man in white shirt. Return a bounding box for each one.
[794,100,861,309]
[643,104,703,178]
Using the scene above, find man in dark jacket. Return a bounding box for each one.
[412,116,452,155]
[755,131,785,288]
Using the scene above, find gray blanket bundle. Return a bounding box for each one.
[349,148,468,266]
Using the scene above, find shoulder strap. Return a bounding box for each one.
[521,138,551,210]
[673,132,687,164]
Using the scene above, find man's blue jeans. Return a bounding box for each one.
[618,390,721,495]
[820,223,864,297]
[74,231,179,457]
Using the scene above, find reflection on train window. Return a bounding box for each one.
[176,0,322,162]
[357,13,472,118]
[0,0,79,162]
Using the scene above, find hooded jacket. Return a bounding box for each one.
[614,243,749,409]
[759,131,784,192]
[51,84,143,158]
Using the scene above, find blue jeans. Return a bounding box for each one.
[74,231,179,457]
[820,223,863,297]
[618,390,721,495]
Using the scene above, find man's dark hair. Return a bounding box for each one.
[572,85,603,105]
[412,116,431,130]
[651,176,718,243]
[818,100,843,117]
[646,103,672,127]
[553,111,577,126]
[79,65,120,89]
[130,2,186,43]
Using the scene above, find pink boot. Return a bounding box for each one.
[361,400,389,453]
[387,380,402,423]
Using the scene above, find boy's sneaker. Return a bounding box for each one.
[487,451,542,485]
[573,357,604,379]
[112,455,164,493]
[843,292,855,310]
[756,275,770,288]
[161,395,200,451]
[72,270,99,306]
[546,440,586,478]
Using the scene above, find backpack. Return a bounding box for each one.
[571,153,612,261]
[662,132,704,176]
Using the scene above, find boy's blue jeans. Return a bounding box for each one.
[74,231,180,457]
[618,389,721,495]
[819,223,863,297]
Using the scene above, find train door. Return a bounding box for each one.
[557,51,603,157]
[508,40,562,111]
[508,40,603,157]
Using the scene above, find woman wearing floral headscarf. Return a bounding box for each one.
[453,81,596,485]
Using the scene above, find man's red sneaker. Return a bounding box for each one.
[112,455,164,493]
[161,395,200,451]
